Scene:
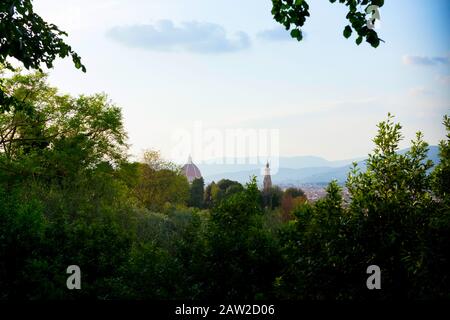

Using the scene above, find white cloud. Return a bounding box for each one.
[408,86,433,97]
[436,74,450,85]
[402,54,449,66]
[107,20,251,53]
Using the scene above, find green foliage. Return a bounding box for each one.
[203,178,282,299]
[130,162,189,212]
[275,181,360,299]
[280,187,307,221]
[284,187,305,198]
[262,186,283,209]
[188,177,205,208]
[348,113,433,208]
[2,2,448,301]
[0,70,127,185]
[432,115,450,201]
[0,173,136,299]
[276,114,450,300]
[204,179,244,208]
[271,0,384,47]
[119,208,209,299]
[0,0,85,72]
[344,114,447,299]
[0,68,448,301]
[0,1,85,114]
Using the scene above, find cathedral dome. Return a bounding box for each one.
[181,155,202,183]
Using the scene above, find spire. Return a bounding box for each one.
[187,154,193,164]
[263,160,272,192]
[264,160,270,176]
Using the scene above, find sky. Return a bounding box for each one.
[32,0,450,164]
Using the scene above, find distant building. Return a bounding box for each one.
[263,161,272,192]
[182,155,202,183]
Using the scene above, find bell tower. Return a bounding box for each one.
[263,161,272,192]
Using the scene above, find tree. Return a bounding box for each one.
[204,177,281,299]
[276,115,450,300]
[1,0,85,113]
[143,149,178,172]
[204,179,244,208]
[188,177,205,208]
[284,187,305,198]
[0,69,134,300]
[0,0,85,72]
[262,186,283,209]
[432,115,450,202]
[281,187,307,221]
[0,69,127,183]
[203,181,216,208]
[276,180,358,299]
[271,0,384,47]
[345,114,448,299]
[129,150,189,211]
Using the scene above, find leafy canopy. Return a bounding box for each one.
[0,69,127,181]
[0,0,85,71]
[271,0,385,47]
[0,0,85,113]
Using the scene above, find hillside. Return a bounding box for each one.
[201,146,440,185]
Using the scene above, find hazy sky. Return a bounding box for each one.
[33,0,450,163]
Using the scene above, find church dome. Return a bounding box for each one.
[181,155,202,183]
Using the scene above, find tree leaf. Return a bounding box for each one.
[343,25,352,38]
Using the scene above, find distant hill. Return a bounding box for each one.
[200,146,440,185]
[197,155,364,177]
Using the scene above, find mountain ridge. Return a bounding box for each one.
[199,146,440,185]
